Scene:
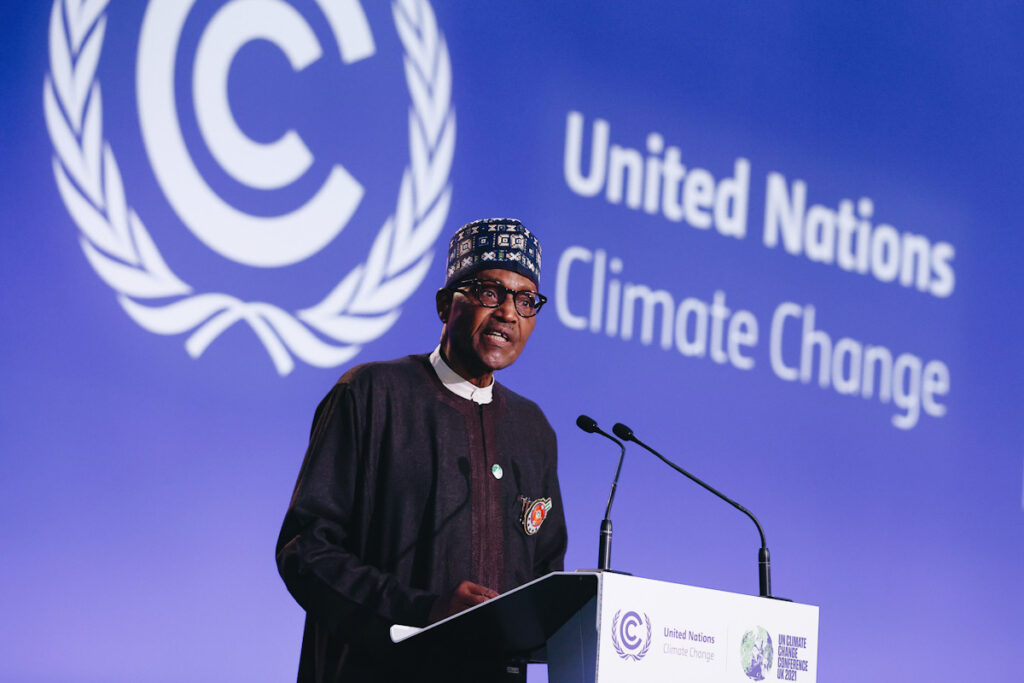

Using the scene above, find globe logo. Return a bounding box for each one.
[740,626,774,680]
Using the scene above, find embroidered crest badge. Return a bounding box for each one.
[519,497,553,536]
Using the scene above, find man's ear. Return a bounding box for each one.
[436,288,452,323]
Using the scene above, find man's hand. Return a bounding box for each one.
[428,581,500,623]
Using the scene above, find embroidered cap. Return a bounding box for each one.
[444,218,541,287]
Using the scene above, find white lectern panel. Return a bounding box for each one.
[595,573,818,683]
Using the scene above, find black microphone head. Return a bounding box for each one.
[576,414,599,433]
[612,422,634,441]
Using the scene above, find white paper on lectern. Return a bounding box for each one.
[388,571,585,645]
[389,623,421,643]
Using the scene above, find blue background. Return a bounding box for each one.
[2,1,1022,680]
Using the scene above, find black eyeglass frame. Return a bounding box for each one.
[448,278,548,318]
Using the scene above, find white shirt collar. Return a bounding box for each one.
[429,345,494,404]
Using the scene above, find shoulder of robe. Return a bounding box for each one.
[495,383,555,438]
[334,354,431,393]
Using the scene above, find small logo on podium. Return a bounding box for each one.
[611,609,652,661]
[740,626,774,680]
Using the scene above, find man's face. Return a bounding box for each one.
[437,268,539,386]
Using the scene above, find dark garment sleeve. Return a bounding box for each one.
[533,430,568,577]
[275,383,439,648]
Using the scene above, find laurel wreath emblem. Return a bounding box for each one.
[611,609,653,661]
[44,0,454,375]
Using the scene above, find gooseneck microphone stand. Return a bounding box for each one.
[612,422,777,599]
[576,415,626,571]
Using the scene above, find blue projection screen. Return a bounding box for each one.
[2,1,1022,681]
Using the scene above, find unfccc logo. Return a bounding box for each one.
[44,0,454,374]
[611,609,652,661]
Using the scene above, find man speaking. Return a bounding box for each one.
[276,218,568,681]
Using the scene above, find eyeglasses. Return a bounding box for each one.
[449,279,548,318]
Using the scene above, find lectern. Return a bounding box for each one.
[392,571,819,682]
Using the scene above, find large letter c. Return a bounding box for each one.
[138,0,373,267]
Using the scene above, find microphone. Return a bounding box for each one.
[612,422,778,599]
[576,415,626,571]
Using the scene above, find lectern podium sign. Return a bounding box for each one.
[595,573,818,682]
[392,572,818,682]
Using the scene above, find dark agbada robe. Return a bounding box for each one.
[277,354,568,682]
